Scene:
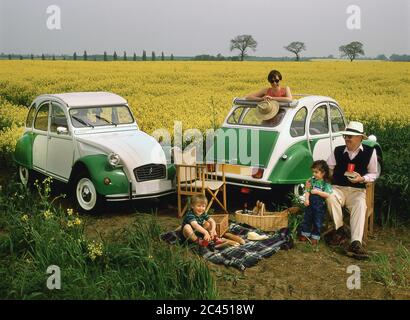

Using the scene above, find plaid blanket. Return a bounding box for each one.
[160,223,294,271]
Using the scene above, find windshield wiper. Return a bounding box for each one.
[71,115,94,128]
[95,115,117,126]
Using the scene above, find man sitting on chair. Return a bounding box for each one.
[325,121,379,260]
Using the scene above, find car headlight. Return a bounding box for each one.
[108,152,121,166]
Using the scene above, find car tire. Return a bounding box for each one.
[72,171,103,214]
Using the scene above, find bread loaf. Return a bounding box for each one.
[223,232,245,245]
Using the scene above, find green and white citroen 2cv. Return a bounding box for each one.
[14,92,175,213]
[207,96,382,198]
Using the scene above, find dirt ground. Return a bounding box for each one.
[1,171,408,300]
[82,194,410,300]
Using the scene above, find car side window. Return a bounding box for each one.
[330,105,345,133]
[227,107,244,124]
[50,102,68,133]
[290,107,307,137]
[26,104,36,128]
[309,105,329,135]
[34,103,49,131]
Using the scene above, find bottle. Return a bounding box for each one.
[243,202,248,214]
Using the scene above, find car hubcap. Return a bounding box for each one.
[19,166,29,186]
[293,183,305,203]
[76,178,97,210]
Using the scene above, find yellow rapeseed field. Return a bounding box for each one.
[0,60,409,136]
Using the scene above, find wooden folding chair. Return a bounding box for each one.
[174,147,227,217]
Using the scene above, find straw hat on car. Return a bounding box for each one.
[340,121,368,139]
[256,100,279,120]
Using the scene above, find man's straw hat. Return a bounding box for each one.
[340,121,368,139]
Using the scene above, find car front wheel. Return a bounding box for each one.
[73,172,102,214]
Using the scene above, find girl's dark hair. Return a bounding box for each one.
[267,70,282,83]
[311,160,331,183]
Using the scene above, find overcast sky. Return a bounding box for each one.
[0,0,409,57]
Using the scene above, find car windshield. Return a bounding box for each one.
[227,106,287,128]
[69,105,134,128]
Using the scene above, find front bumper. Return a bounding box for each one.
[105,188,175,201]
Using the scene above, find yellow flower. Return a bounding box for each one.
[73,217,82,225]
[43,210,53,220]
[87,241,104,261]
[67,208,74,216]
[21,214,29,222]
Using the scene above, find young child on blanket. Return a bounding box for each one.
[181,195,223,247]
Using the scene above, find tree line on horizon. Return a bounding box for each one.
[1,34,409,62]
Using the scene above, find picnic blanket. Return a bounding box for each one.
[160,223,294,271]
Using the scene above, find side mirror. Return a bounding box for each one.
[57,126,68,135]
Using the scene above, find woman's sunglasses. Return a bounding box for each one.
[270,78,280,84]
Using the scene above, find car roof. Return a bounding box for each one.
[296,95,338,106]
[34,92,127,108]
[233,95,338,109]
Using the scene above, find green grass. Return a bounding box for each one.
[369,242,410,288]
[0,178,218,299]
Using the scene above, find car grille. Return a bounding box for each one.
[134,164,166,182]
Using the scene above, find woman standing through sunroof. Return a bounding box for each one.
[245,69,293,102]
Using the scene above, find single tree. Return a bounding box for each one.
[83,50,88,61]
[152,51,156,61]
[20,55,23,60]
[133,52,137,61]
[63,56,66,60]
[230,34,257,61]
[161,51,165,61]
[8,54,12,60]
[73,52,77,60]
[30,54,34,60]
[103,51,108,61]
[284,41,306,61]
[123,51,127,61]
[142,50,147,61]
[170,54,174,61]
[339,41,364,62]
[42,54,46,60]
[113,51,118,61]
[52,54,55,60]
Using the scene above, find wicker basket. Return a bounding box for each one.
[235,209,289,232]
[210,214,229,237]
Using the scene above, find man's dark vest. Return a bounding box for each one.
[332,144,374,189]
